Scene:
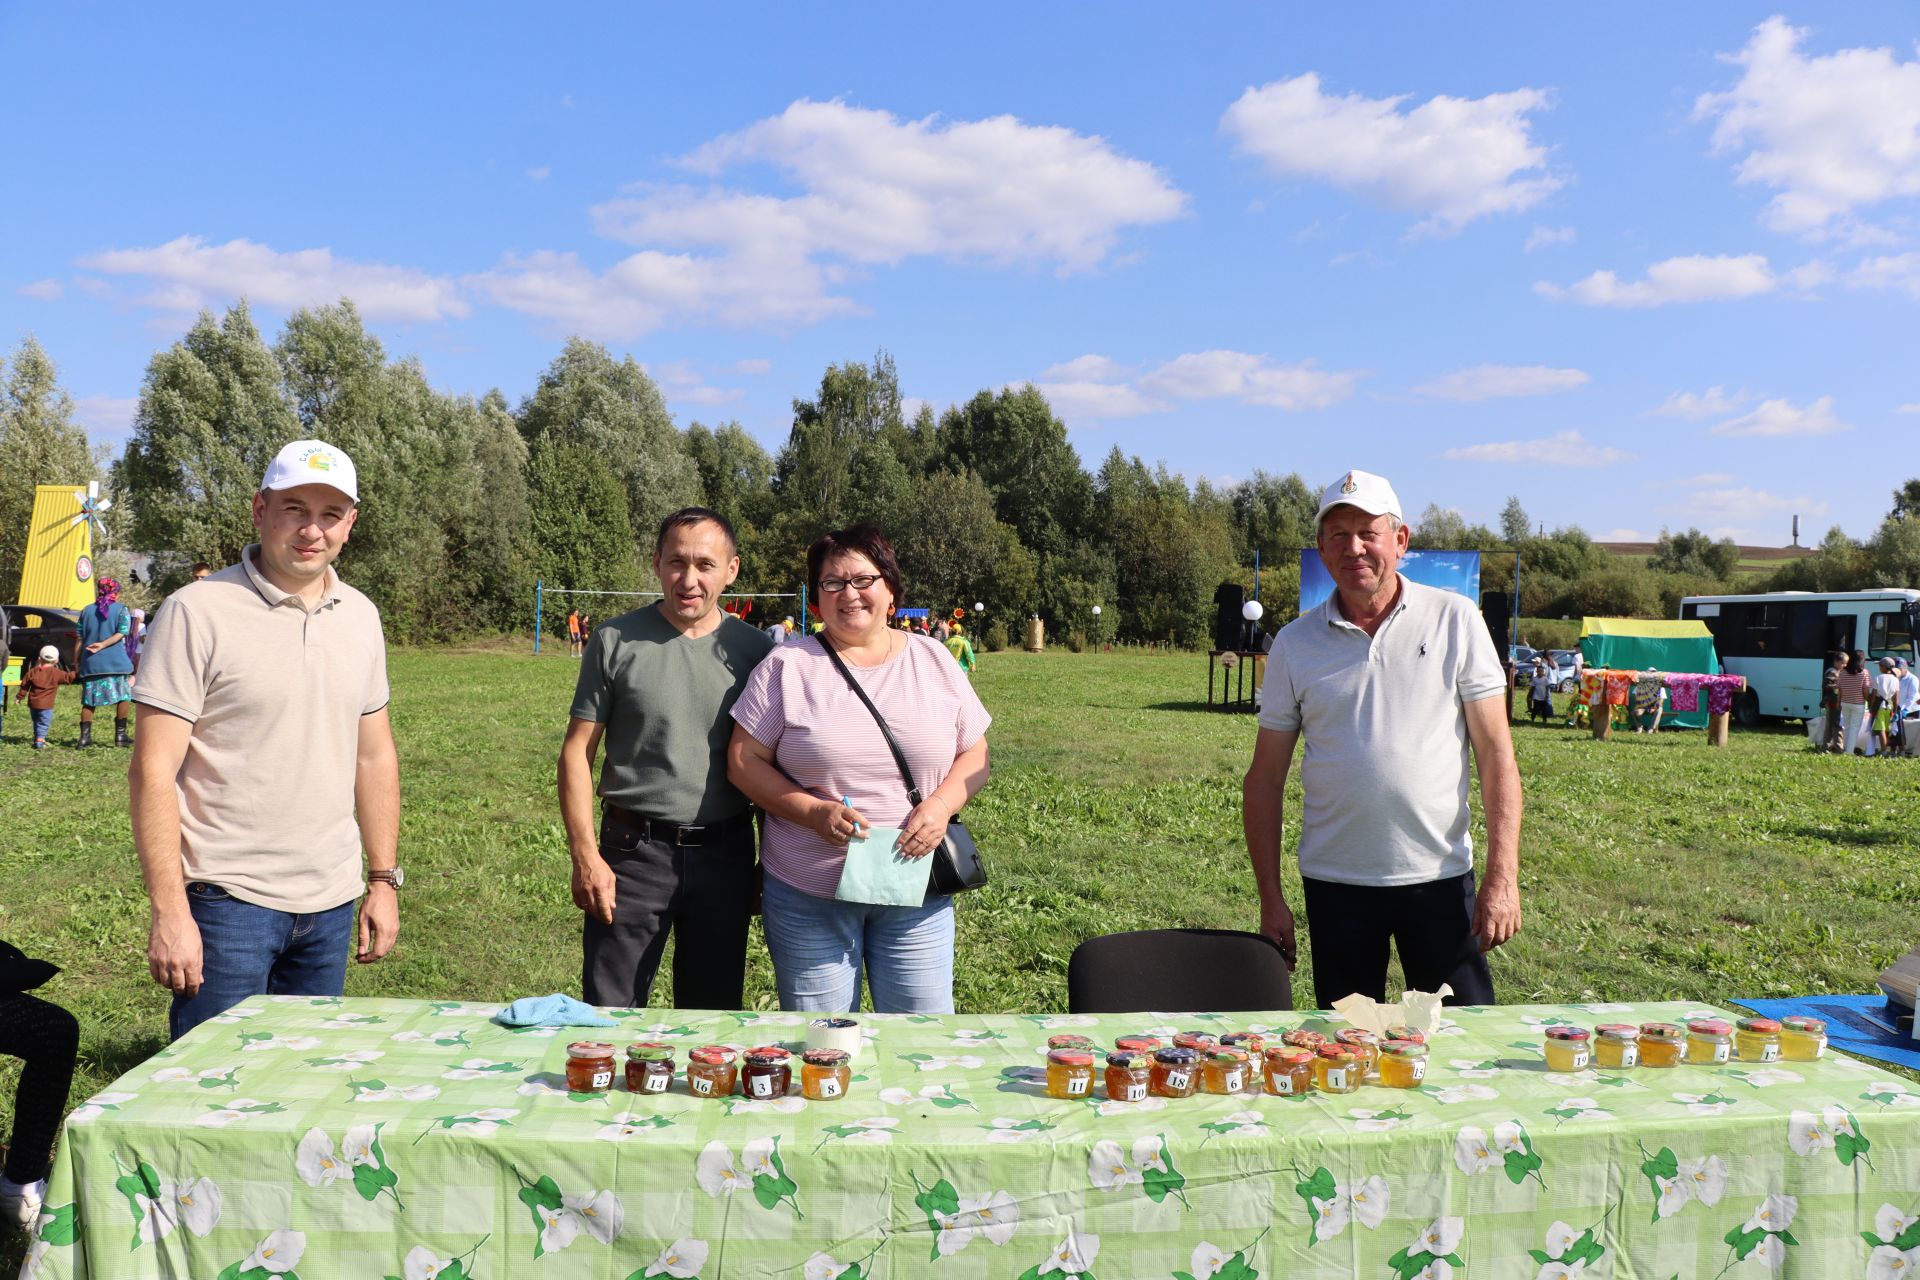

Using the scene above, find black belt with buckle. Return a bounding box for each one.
[603,804,754,847]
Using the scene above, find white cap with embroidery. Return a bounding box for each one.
[261,439,358,504]
[1315,469,1403,526]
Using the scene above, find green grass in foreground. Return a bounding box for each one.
[3,648,1917,1170]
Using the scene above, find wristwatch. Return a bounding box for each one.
[368,867,405,890]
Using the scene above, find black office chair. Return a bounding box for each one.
[1066,929,1292,1014]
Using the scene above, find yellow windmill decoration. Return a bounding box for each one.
[17,481,110,609]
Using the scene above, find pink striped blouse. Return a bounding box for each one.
[730,633,991,897]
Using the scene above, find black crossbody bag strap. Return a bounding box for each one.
[818,634,924,804]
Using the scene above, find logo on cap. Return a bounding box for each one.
[1341,471,1357,494]
[302,447,336,473]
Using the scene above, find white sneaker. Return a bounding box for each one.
[0,1174,46,1227]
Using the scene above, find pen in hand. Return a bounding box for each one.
[842,796,866,840]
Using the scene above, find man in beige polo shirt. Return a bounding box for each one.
[130,439,401,1040]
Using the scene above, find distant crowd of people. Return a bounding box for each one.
[1815,649,1917,757]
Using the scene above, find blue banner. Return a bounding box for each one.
[1298,549,1482,613]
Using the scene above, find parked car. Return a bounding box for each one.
[1,604,82,672]
[1508,644,1540,668]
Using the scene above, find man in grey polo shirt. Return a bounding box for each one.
[132,439,401,1039]
[1242,469,1522,1007]
[558,507,775,1009]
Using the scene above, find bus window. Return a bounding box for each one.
[1869,610,1915,660]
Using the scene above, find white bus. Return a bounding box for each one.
[1678,589,1920,725]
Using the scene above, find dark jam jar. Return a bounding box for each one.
[565,1041,616,1094]
[624,1042,675,1095]
[741,1046,793,1099]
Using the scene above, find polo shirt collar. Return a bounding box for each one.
[240,544,342,613]
[1321,572,1412,633]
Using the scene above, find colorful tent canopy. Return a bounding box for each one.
[1578,617,1721,729]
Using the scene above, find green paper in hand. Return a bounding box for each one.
[833,826,931,906]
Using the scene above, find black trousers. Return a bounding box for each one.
[1301,871,1496,1009]
[581,809,757,1010]
[0,991,79,1183]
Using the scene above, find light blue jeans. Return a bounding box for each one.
[760,873,955,1014]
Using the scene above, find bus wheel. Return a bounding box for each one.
[1733,690,1761,728]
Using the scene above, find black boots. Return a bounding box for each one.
[116,719,132,748]
[77,721,93,748]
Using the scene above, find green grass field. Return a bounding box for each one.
[2,647,1916,1226]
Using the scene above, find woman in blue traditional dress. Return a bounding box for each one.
[76,576,135,747]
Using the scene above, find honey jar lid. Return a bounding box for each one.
[1780,1016,1827,1034]
[1173,1031,1219,1047]
[1687,1018,1734,1037]
[1383,1026,1427,1043]
[1154,1047,1198,1064]
[1595,1024,1637,1040]
[1639,1022,1684,1041]
[1211,1047,1251,1063]
[801,1048,850,1067]
[1114,1035,1162,1052]
[1544,1025,1591,1042]
[1336,1027,1380,1045]
[1047,1048,1095,1067]
[1735,1017,1781,1034]
[1219,1032,1262,1047]
[1047,1034,1097,1049]
[1106,1052,1147,1068]
[626,1042,674,1061]
[690,1045,738,1065]
[1314,1044,1357,1061]
[1381,1038,1428,1058]
[1280,1028,1328,1048]
[566,1041,616,1058]
[744,1046,791,1065]
[1264,1046,1312,1064]
[810,1017,859,1029]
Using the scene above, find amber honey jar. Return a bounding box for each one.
[1779,1016,1827,1061]
[1311,1045,1359,1094]
[1593,1025,1638,1070]
[1046,1049,1095,1099]
[1105,1052,1150,1102]
[1377,1039,1427,1088]
[1685,1019,1733,1066]
[800,1048,851,1100]
[624,1042,675,1094]
[1336,1029,1381,1082]
[1637,1023,1684,1068]
[1734,1017,1782,1063]
[686,1045,738,1098]
[1542,1026,1592,1073]
[1151,1047,1199,1098]
[1202,1048,1251,1095]
[565,1042,617,1094]
[1263,1047,1312,1097]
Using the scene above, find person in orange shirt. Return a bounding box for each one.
[567,608,583,658]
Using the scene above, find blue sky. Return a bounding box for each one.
[6,3,1920,545]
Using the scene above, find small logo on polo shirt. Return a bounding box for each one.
[1419,642,1428,656]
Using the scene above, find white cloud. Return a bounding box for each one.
[1137,350,1358,410]
[730,358,772,376]
[1600,527,1650,541]
[16,278,62,300]
[1221,72,1561,233]
[642,360,740,407]
[1524,225,1576,252]
[1411,363,1589,402]
[1443,430,1633,467]
[1897,403,1920,415]
[1535,253,1779,307]
[72,394,139,441]
[1696,17,1920,240]
[79,235,469,322]
[1709,395,1849,437]
[1849,252,1920,298]
[1647,386,1753,419]
[1670,472,1739,487]
[525,166,551,182]
[1029,380,1170,421]
[900,396,933,421]
[1665,485,1828,526]
[1039,353,1133,383]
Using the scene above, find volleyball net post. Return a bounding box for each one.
[534,579,802,654]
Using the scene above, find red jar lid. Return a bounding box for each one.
[690,1045,737,1065]
[1736,1017,1782,1034]
[1114,1035,1162,1053]
[1687,1019,1733,1037]
[1264,1047,1311,1065]
[1281,1029,1328,1049]
[1315,1044,1357,1061]
[1381,1039,1428,1058]
[801,1048,850,1067]
[1383,1026,1427,1044]
[744,1046,791,1065]
[1047,1049,1095,1067]
[1172,1032,1218,1049]
[1211,1047,1250,1064]
[1544,1026,1591,1042]
[567,1041,615,1059]
[1781,1016,1826,1034]
[1047,1033,1096,1049]
[1336,1028,1379,1046]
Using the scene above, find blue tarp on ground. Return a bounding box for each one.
[1730,993,1920,1072]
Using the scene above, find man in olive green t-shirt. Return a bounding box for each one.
[557,508,775,1008]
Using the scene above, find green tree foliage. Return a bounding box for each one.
[1889,479,1920,523]
[1094,450,1235,645]
[527,435,640,617]
[774,351,903,531]
[1770,526,1870,593]
[1647,527,1740,579]
[0,336,98,596]
[117,303,297,582]
[1500,496,1531,546]
[1867,514,1920,588]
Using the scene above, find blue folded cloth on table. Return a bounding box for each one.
[492,994,616,1028]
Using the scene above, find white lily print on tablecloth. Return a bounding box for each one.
[695,1137,803,1216]
[1720,1193,1798,1271]
[1432,1083,1500,1105]
[1861,1079,1920,1109]
[1095,1095,1168,1117]
[67,1091,136,1124]
[306,1049,385,1070]
[296,1121,404,1208]
[1032,1227,1099,1277]
[1543,1097,1611,1128]
[1635,1141,1728,1221]
[595,1112,674,1141]
[1286,1162,1388,1246]
[1088,1134,1188,1208]
[877,1082,977,1110]
[897,1052,984,1072]
[1454,1121,1546,1188]
[1447,1058,1502,1078]
[812,1116,898,1152]
[207,1005,260,1023]
[984,1116,1058,1143]
[1186,1227,1271,1279]
[199,1097,288,1127]
[109,1153,221,1251]
[1529,1214,1608,1278]
[803,1242,886,1280]
[230,1228,305,1276]
[642,1236,708,1277]
[389,1029,471,1047]
[1862,1205,1920,1280]
[908,1172,1019,1260]
[440,1058,521,1080]
[1197,1111,1268,1144]
[350,1080,442,1104]
[1390,1216,1465,1280]
[150,1064,241,1090]
[413,1106,516,1143]
[511,1166,623,1258]
[1788,1105,1874,1167]
[397,1234,491,1280]
[725,1094,808,1115]
[1348,1106,1411,1132]
[237,1032,323,1053]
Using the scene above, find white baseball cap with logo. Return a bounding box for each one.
[261,439,359,504]
[1315,469,1403,527]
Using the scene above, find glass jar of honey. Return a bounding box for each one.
[1263,1047,1312,1097]
[1685,1019,1733,1066]
[686,1045,738,1098]
[1377,1039,1427,1088]
[800,1048,851,1100]
[1203,1047,1250,1095]
[1104,1052,1150,1103]
[1638,1022,1684,1068]
[1114,1035,1161,1055]
[1593,1025,1638,1069]
[1220,1031,1264,1058]
[1047,1033,1097,1052]
[1336,1029,1381,1083]
[1779,1016,1827,1061]
[1311,1045,1359,1094]
[1046,1049,1095,1099]
[1542,1026,1591,1072]
[1734,1017,1782,1063]
[624,1042,675,1095]
[742,1046,792,1099]
[1172,1031,1218,1053]
[1150,1047,1199,1098]
[1280,1028,1328,1052]
[565,1041,617,1094]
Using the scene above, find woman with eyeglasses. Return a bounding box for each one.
[727,524,991,1013]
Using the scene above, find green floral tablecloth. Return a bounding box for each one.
[20,997,1920,1279]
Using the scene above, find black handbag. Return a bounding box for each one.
[818,637,989,896]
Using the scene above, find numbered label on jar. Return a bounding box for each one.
[1223,1070,1244,1093]
[816,1078,842,1098]
[1271,1075,1295,1095]
[643,1075,669,1093]
[1759,1044,1779,1062]
[1122,1082,1146,1102]
[1569,1050,1589,1071]
[1618,1046,1638,1068]
[591,1070,612,1090]
[691,1075,714,1096]
[1166,1070,1191,1091]
[1066,1076,1088,1095]
[750,1075,776,1098]
[1408,1059,1427,1082]
[1325,1068,1348,1090]
[1712,1043,1730,1064]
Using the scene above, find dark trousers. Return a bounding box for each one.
[1302,870,1496,1009]
[582,809,757,1010]
[0,992,79,1183]
[1821,697,1845,752]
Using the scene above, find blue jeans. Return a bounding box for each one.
[760,873,955,1014]
[169,882,356,1040]
[31,709,53,742]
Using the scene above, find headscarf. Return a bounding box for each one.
[95,577,122,620]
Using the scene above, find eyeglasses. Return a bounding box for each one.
[819,574,883,593]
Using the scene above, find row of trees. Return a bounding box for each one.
[2,311,1915,647]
